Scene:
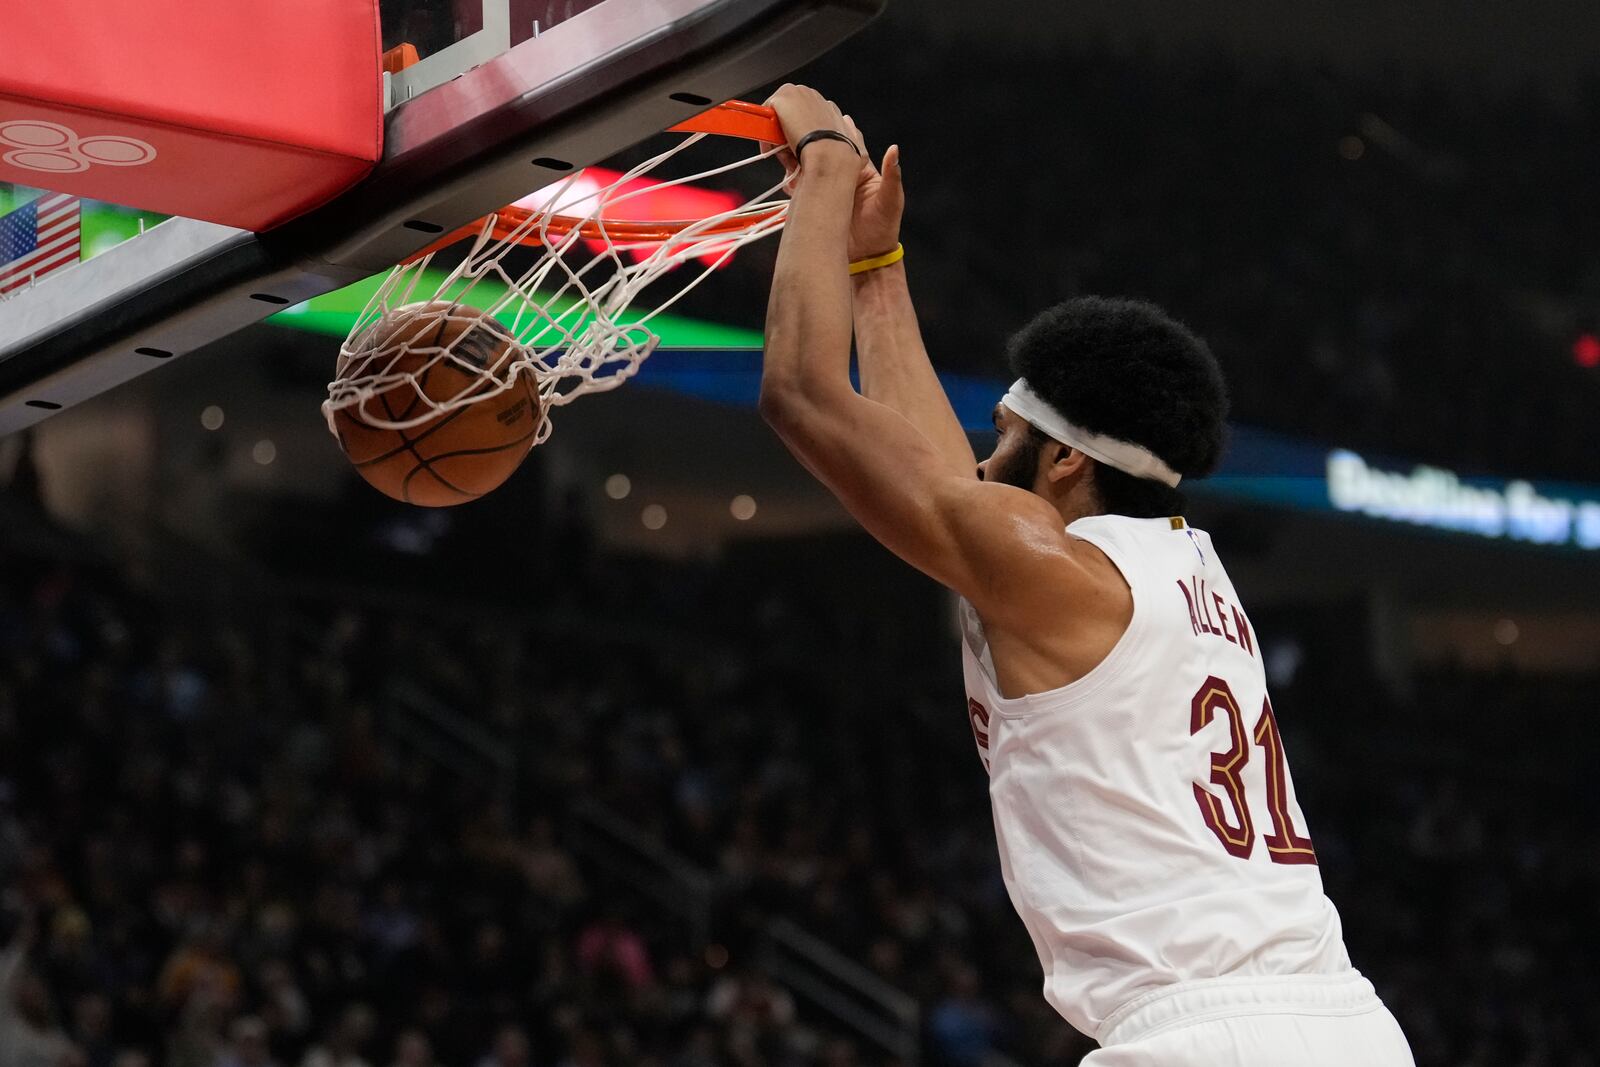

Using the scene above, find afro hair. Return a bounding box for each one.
[1006,297,1229,517]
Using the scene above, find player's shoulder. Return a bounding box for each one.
[958,478,1076,551]
[962,491,1134,625]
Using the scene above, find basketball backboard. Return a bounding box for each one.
[0,0,883,434]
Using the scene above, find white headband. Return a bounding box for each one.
[1000,379,1182,488]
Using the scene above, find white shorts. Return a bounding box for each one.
[1082,972,1415,1067]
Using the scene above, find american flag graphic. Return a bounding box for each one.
[0,192,81,296]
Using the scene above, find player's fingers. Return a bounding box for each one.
[775,142,801,192]
[776,147,800,185]
[880,145,905,215]
[843,114,870,158]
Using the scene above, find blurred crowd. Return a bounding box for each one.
[0,510,1596,1067]
[0,546,901,1067]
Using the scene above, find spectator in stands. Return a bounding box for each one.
[384,1030,432,1067]
[926,965,1000,1067]
[66,996,112,1067]
[158,924,241,1015]
[476,1026,530,1067]
[551,1030,606,1067]
[512,818,585,914]
[574,908,655,994]
[254,962,311,1056]
[218,1018,278,1067]
[705,969,797,1060]
[299,1007,374,1067]
[0,932,76,1067]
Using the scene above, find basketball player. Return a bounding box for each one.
[757,84,1415,1065]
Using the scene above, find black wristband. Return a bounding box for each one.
[794,129,860,159]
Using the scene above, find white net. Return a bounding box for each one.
[322,130,789,440]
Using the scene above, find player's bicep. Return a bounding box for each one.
[763,387,1071,609]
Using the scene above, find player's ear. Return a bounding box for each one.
[1043,445,1091,485]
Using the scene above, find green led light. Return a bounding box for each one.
[268,267,764,349]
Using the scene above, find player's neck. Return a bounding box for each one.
[1037,483,1101,529]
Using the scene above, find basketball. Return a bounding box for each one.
[331,302,541,507]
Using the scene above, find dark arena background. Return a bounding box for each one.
[3,1,1600,1065]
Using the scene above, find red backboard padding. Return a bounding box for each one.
[0,0,382,231]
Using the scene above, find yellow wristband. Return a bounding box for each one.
[848,243,905,276]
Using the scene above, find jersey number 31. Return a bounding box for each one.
[1191,675,1317,865]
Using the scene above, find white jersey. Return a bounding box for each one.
[959,514,1352,1040]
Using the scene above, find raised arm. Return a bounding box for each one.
[842,123,977,477]
[758,86,1078,617]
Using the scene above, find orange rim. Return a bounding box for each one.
[404,101,783,263]
[666,99,784,144]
